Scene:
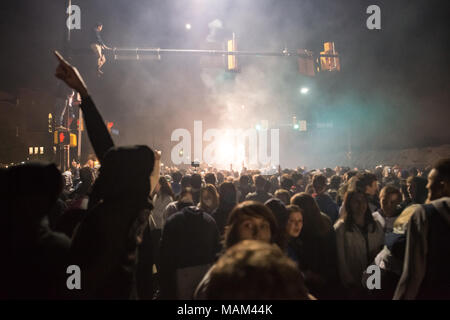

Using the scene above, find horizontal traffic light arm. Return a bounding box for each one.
[112,47,338,59]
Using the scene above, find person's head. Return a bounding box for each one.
[285,205,303,238]
[8,162,63,223]
[350,172,378,196]
[180,174,191,190]
[406,176,428,204]
[200,184,219,212]
[218,182,237,207]
[304,183,314,195]
[239,174,251,188]
[158,176,175,198]
[95,22,103,31]
[254,175,267,191]
[71,159,79,168]
[312,174,328,194]
[409,167,419,177]
[205,240,310,300]
[179,187,194,204]
[329,175,342,190]
[216,172,224,185]
[290,193,331,237]
[291,172,303,187]
[264,198,288,247]
[191,173,202,190]
[274,189,291,205]
[205,172,217,185]
[79,166,95,185]
[171,171,182,184]
[344,170,358,183]
[280,174,293,191]
[85,154,97,169]
[91,146,155,203]
[426,158,450,202]
[224,201,277,249]
[264,177,273,193]
[379,185,402,217]
[343,190,376,231]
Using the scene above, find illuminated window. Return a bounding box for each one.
[40,147,44,154]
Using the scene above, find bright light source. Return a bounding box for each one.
[300,87,309,94]
[185,23,191,30]
[293,124,299,130]
[255,124,262,131]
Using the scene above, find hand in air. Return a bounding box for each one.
[54,50,88,97]
[154,150,162,161]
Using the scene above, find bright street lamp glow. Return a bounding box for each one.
[300,87,309,94]
[185,23,192,30]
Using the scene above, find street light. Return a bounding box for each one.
[185,23,192,30]
[300,87,309,95]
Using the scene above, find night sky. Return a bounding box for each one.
[0,0,449,166]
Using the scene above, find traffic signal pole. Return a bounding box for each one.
[111,47,339,60]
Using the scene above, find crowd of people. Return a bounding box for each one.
[1,52,449,300]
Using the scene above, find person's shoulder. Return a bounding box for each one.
[39,221,71,252]
[372,210,383,220]
[333,219,345,231]
[245,192,256,199]
[430,197,450,209]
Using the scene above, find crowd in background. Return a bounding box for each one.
[1,53,449,300]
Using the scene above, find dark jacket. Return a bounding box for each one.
[315,193,339,224]
[245,190,273,204]
[6,218,70,299]
[290,227,340,299]
[160,206,220,299]
[69,95,154,299]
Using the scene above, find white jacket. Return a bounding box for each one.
[334,219,384,288]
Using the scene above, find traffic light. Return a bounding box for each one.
[54,130,77,147]
[319,42,340,72]
[297,49,315,76]
[226,33,238,72]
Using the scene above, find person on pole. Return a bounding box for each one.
[90,22,111,76]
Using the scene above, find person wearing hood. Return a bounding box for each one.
[394,158,450,300]
[54,51,159,299]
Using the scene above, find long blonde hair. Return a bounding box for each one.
[393,204,420,233]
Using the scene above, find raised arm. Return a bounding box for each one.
[54,51,114,162]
